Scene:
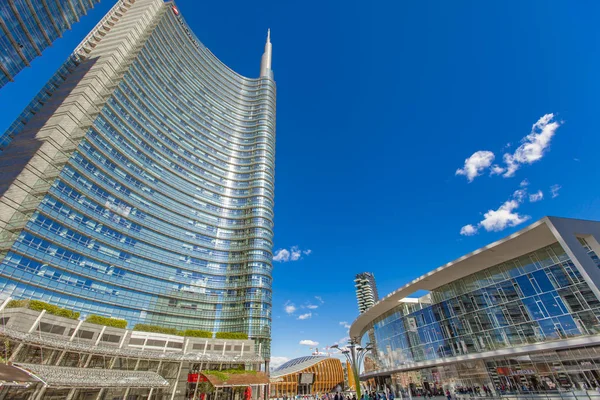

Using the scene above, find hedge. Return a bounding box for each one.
[180,329,212,338]
[133,324,178,335]
[215,332,248,340]
[7,300,80,320]
[85,315,128,329]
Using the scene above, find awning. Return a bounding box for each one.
[201,372,269,387]
[0,363,41,386]
[16,363,170,389]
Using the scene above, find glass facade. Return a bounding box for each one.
[361,234,600,396]
[371,240,600,369]
[0,0,101,88]
[0,1,276,357]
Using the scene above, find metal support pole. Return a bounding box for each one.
[0,296,12,312]
[170,361,185,400]
[35,386,47,400]
[193,362,204,400]
[65,388,77,400]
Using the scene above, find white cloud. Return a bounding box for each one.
[337,336,350,346]
[479,199,530,232]
[284,302,296,315]
[315,296,324,304]
[273,249,290,262]
[490,165,505,176]
[502,114,561,177]
[273,246,312,262]
[270,357,290,370]
[297,313,312,320]
[461,187,532,235]
[456,151,495,182]
[306,304,318,309]
[459,224,478,236]
[299,339,319,346]
[520,179,529,187]
[339,321,351,330]
[512,188,527,203]
[529,190,543,202]
[551,184,562,198]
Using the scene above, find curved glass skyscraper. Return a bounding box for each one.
[0,0,275,357]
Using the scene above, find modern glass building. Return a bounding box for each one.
[0,0,276,358]
[0,0,101,88]
[350,217,600,396]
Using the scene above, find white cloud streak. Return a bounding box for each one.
[299,340,319,346]
[284,302,296,315]
[456,114,561,182]
[479,199,530,232]
[273,246,312,262]
[297,313,312,320]
[460,185,547,236]
[339,321,351,330]
[502,114,561,177]
[529,190,543,202]
[456,151,495,182]
[551,184,562,198]
[459,224,478,236]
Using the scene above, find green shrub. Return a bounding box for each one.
[6,300,28,309]
[181,329,212,338]
[133,324,178,335]
[7,299,79,320]
[215,332,248,340]
[86,315,128,329]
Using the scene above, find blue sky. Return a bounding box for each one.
[2,1,600,368]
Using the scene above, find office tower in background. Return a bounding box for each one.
[355,272,379,313]
[0,0,276,357]
[0,0,102,88]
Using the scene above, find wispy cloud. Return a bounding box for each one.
[457,114,561,181]
[479,198,530,232]
[315,296,324,304]
[273,246,312,262]
[459,224,478,236]
[305,304,318,309]
[456,151,495,182]
[529,190,543,202]
[336,337,350,346]
[502,114,561,177]
[297,313,312,320]
[339,321,351,330]
[284,302,297,315]
[550,184,562,198]
[299,339,319,346]
[460,184,547,236]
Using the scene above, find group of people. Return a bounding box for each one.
[453,386,493,397]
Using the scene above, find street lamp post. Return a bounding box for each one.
[331,342,373,400]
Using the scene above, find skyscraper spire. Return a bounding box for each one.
[260,29,273,78]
